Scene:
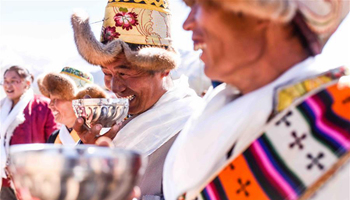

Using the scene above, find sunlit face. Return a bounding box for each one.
[183,1,267,83]
[48,95,76,127]
[3,70,29,102]
[101,54,167,115]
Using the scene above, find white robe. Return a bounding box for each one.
[0,89,33,189]
[113,76,203,156]
[163,56,350,200]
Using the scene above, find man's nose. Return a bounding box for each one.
[183,5,197,31]
[111,76,126,94]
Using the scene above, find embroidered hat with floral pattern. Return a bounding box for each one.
[71,0,179,72]
[37,67,105,101]
[185,0,349,55]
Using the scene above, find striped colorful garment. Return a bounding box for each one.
[194,68,350,200]
[54,129,80,145]
[273,67,346,114]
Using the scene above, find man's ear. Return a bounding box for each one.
[160,70,170,78]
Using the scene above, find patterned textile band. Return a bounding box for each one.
[273,67,347,114]
[188,67,350,200]
[107,0,170,13]
[101,0,171,46]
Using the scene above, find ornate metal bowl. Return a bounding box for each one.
[8,144,146,200]
[72,98,129,128]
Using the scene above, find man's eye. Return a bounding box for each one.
[119,72,126,76]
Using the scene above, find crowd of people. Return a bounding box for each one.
[1,0,349,199]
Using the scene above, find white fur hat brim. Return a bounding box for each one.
[71,10,180,71]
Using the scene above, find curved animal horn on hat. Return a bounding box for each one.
[71,10,123,66]
[71,10,179,71]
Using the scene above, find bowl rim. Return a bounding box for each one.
[72,98,129,106]
[9,144,141,157]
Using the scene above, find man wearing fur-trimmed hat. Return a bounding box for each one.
[38,67,107,145]
[71,0,202,198]
[162,0,350,199]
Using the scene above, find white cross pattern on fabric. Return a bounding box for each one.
[264,106,338,186]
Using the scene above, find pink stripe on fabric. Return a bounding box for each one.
[205,183,219,200]
[306,98,350,149]
[252,141,298,199]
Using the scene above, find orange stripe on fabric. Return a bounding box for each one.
[54,135,62,144]
[327,83,350,121]
[70,130,81,143]
[218,155,269,200]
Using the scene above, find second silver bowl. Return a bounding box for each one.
[9,144,145,200]
[72,98,129,128]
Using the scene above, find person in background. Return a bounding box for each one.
[0,65,59,199]
[70,0,203,198]
[170,49,212,96]
[162,0,350,199]
[38,67,107,145]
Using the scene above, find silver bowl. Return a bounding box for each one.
[8,144,146,200]
[72,98,129,128]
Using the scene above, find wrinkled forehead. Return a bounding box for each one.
[101,53,133,70]
[101,53,157,74]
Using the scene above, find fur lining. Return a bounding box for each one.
[125,47,180,72]
[39,73,77,100]
[71,10,123,66]
[37,76,50,98]
[71,11,179,70]
[75,85,107,99]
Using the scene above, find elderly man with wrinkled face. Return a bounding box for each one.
[163,0,350,199]
[70,0,202,198]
